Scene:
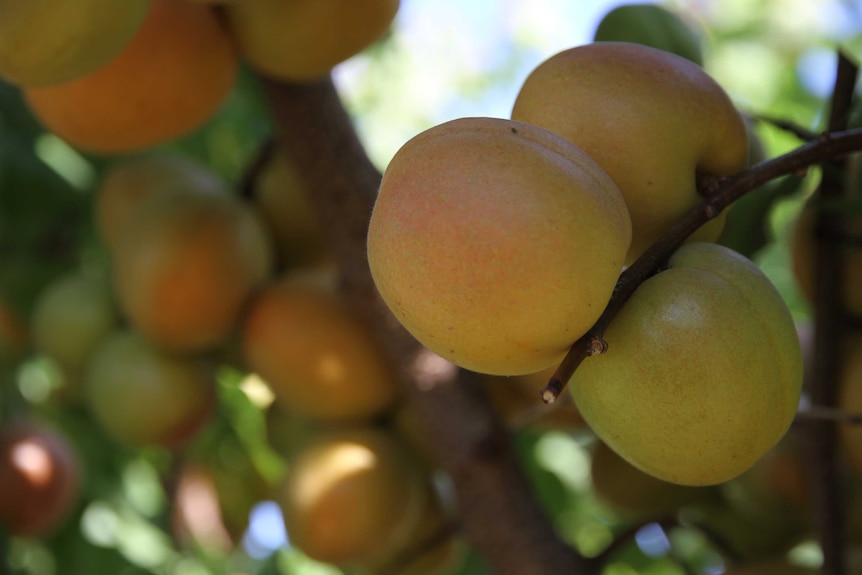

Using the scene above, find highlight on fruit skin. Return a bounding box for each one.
[0,0,148,87]
[22,0,239,154]
[275,426,426,567]
[0,421,81,537]
[367,116,631,376]
[241,273,398,422]
[570,242,802,486]
[512,42,748,265]
[225,0,400,81]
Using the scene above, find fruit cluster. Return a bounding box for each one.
[1,0,399,154]
[367,42,803,487]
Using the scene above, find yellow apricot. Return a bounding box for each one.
[570,243,801,485]
[277,427,425,566]
[225,0,399,81]
[96,154,227,253]
[84,331,216,448]
[251,151,330,268]
[0,0,148,87]
[241,274,398,421]
[23,0,238,153]
[512,42,747,264]
[113,188,273,352]
[367,117,631,376]
[484,366,585,431]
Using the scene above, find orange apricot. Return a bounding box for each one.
[23,0,238,153]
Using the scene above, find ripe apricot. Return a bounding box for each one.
[0,421,81,537]
[0,0,148,87]
[84,330,216,448]
[484,366,585,431]
[23,0,238,153]
[113,187,273,352]
[570,243,801,485]
[276,427,425,566]
[96,154,227,252]
[225,0,399,81]
[512,43,747,264]
[367,117,631,376]
[241,274,398,421]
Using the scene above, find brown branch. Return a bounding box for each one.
[795,406,862,425]
[748,113,819,142]
[257,75,593,575]
[804,50,858,575]
[543,123,862,403]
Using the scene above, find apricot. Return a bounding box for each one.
[512,43,747,264]
[241,274,398,421]
[277,427,425,567]
[0,421,80,537]
[0,0,148,87]
[251,151,330,268]
[113,187,273,352]
[84,330,216,448]
[593,4,704,65]
[570,243,802,485]
[30,270,118,380]
[96,154,227,252]
[484,366,585,431]
[590,440,715,518]
[367,117,631,376]
[226,0,399,81]
[23,0,238,153]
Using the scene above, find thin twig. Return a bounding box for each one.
[748,113,820,142]
[543,123,862,403]
[795,406,862,425]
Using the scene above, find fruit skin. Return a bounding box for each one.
[570,242,802,485]
[96,154,227,253]
[276,426,426,567]
[84,330,216,448]
[0,421,81,537]
[512,42,748,265]
[367,117,631,376]
[593,4,704,65]
[226,0,399,81]
[251,151,330,269]
[590,440,716,518]
[0,0,148,87]
[484,366,585,431]
[30,270,117,381]
[23,0,238,153]
[114,187,273,353]
[241,274,398,421]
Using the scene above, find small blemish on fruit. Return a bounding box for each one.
[511,127,518,134]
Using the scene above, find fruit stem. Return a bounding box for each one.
[543,52,862,405]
